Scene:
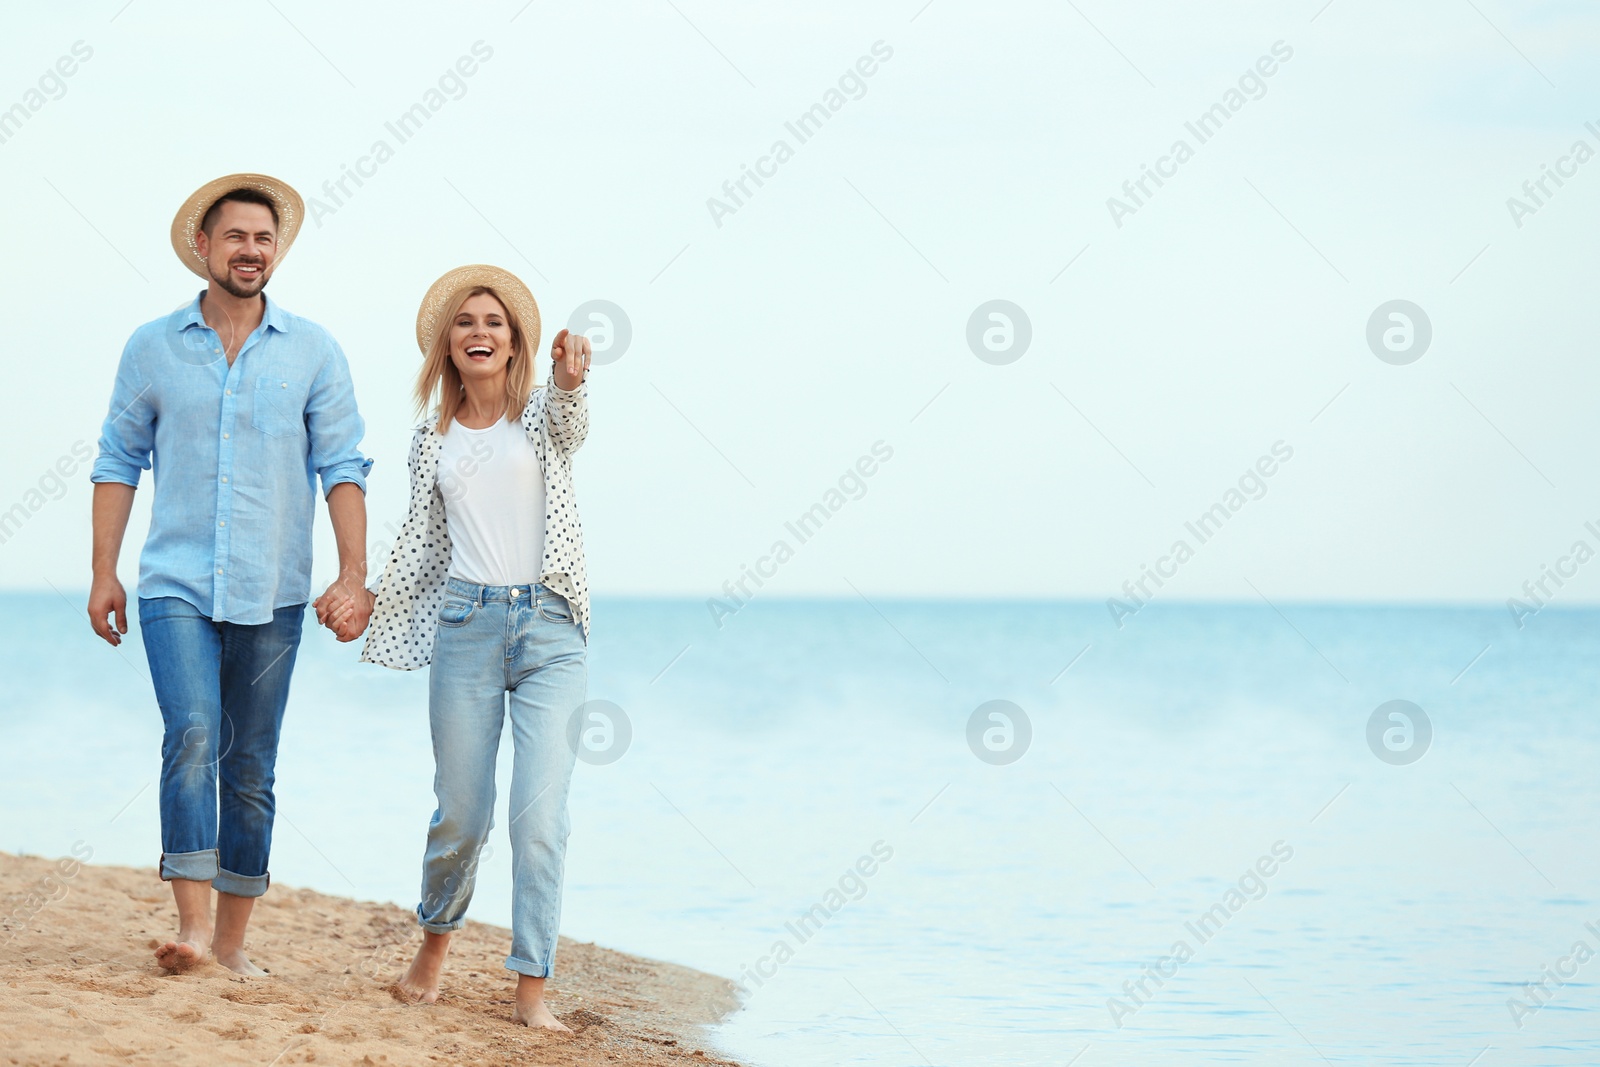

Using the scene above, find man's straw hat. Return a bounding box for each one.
[169,172,305,279]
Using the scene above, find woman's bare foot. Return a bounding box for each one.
[397,931,451,1004]
[512,975,572,1032]
[214,947,269,976]
[154,934,208,973]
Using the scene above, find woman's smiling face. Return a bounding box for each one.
[449,292,515,381]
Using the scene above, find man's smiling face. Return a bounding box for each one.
[196,200,278,298]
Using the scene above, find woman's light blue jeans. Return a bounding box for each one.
[418,577,587,978]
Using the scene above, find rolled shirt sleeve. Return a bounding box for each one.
[306,335,374,498]
[91,335,156,488]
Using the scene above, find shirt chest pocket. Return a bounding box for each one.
[254,377,310,437]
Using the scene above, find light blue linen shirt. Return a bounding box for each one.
[91,291,373,624]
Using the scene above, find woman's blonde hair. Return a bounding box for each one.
[414,285,538,432]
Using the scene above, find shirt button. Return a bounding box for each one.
[225,389,232,396]
[223,432,230,439]
[280,382,288,388]
[216,568,223,575]
[214,348,222,355]
[218,521,226,527]
[221,476,229,483]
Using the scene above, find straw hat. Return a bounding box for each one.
[170,173,305,279]
[416,264,541,358]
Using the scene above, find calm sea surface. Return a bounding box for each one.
[3,592,1597,1066]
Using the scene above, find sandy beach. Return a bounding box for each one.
[0,851,744,1067]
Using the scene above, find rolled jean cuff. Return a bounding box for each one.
[504,953,553,978]
[160,849,219,883]
[417,907,466,936]
[213,867,270,898]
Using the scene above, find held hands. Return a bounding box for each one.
[550,328,591,391]
[314,579,375,643]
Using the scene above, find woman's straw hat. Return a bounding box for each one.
[169,173,304,279]
[416,264,541,358]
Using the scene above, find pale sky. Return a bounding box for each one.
[3,0,1598,605]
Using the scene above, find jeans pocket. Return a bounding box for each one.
[437,595,477,628]
[537,593,573,624]
[253,376,309,437]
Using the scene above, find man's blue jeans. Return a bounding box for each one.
[419,578,586,978]
[138,596,305,898]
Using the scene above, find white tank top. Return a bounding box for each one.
[436,415,547,586]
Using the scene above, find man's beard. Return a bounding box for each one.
[209,260,269,299]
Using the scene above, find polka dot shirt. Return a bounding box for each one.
[359,380,590,670]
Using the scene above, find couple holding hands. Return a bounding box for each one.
[87,173,593,1030]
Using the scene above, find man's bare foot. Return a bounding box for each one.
[154,936,207,973]
[158,880,213,974]
[214,947,269,977]
[513,975,572,1032]
[213,893,265,976]
[397,931,451,1004]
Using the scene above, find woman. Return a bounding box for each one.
[319,263,592,1031]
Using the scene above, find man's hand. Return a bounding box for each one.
[314,581,374,642]
[550,328,592,391]
[88,572,128,646]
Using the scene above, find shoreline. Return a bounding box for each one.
[0,851,746,1066]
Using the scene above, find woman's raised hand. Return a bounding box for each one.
[550,328,591,391]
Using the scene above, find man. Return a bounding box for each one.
[88,173,373,975]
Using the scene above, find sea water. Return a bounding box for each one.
[2,592,1596,1065]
